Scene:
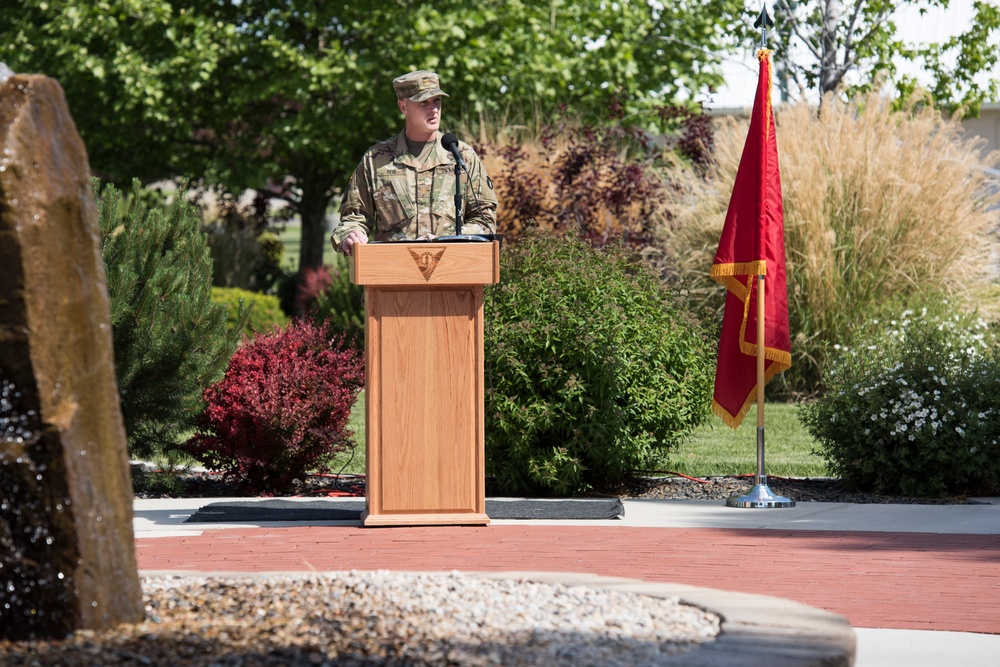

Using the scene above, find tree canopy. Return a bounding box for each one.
[1,0,742,272]
[764,0,1000,115]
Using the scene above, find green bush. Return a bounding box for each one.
[485,232,715,495]
[200,187,290,293]
[800,302,1000,497]
[211,287,289,338]
[97,180,247,459]
[296,254,364,347]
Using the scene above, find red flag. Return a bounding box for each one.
[710,49,791,428]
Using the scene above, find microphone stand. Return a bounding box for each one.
[453,157,463,237]
[436,148,488,243]
[436,132,490,243]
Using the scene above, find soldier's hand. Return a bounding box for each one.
[341,230,369,256]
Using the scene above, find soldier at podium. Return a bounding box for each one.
[332,70,498,256]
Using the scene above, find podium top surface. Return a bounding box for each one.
[351,240,500,286]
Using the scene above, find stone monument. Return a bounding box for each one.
[0,69,144,639]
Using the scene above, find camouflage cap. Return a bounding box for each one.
[393,70,449,102]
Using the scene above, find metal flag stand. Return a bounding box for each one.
[726,275,794,508]
[726,4,794,509]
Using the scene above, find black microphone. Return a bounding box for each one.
[441,132,466,170]
[439,131,493,243]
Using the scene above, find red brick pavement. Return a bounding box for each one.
[136,525,1000,634]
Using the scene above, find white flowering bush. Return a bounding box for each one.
[800,305,1000,497]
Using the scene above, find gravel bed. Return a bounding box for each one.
[0,572,721,666]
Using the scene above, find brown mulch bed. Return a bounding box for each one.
[614,475,972,505]
[133,467,973,504]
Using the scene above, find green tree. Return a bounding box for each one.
[97,180,247,458]
[764,0,1000,115]
[0,1,223,185]
[1,0,741,273]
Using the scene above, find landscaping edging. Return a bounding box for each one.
[471,571,856,667]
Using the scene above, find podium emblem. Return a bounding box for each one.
[408,248,447,281]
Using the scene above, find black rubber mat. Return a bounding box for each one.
[186,498,624,523]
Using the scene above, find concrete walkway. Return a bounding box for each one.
[134,496,1000,666]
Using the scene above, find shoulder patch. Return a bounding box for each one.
[486,175,494,190]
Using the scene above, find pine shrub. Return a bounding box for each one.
[485,232,715,495]
[800,303,1000,497]
[98,180,247,459]
[211,287,289,338]
[184,319,364,494]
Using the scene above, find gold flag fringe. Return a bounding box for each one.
[711,262,766,301]
[711,257,791,429]
[710,261,768,279]
[712,357,788,429]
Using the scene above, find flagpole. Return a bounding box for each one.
[757,273,766,482]
[755,3,769,481]
[726,273,795,508]
[713,11,794,508]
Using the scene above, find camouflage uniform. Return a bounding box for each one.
[332,71,498,250]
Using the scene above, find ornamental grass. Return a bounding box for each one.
[658,90,1000,396]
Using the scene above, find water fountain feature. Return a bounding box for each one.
[0,68,143,639]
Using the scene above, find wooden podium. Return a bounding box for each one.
[351,241,500,526]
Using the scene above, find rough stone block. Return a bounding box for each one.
[0,74,143,639]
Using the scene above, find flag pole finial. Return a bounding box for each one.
[754,4,774,50]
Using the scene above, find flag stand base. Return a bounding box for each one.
[726,478,795,508]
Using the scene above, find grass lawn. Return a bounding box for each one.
[327,398,829,480]
[150,400,826,491]
[324,390,367,475]
[661,402,829,478]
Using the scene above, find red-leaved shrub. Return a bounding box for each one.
[293,262,365,348]
[480,123,670,249]
[184,319,364,494]
[293,265,332,316]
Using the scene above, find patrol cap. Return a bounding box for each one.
[393,70,449,102]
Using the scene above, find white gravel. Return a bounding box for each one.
[1,572,721,666]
